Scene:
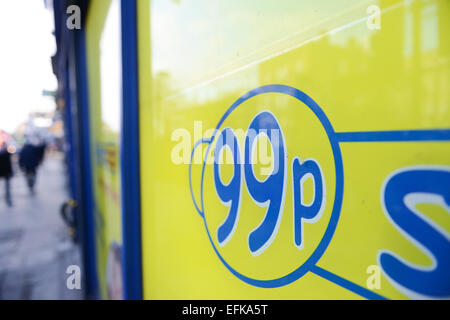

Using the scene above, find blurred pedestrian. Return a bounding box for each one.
[0,143,13,207]
[19,142,46,194]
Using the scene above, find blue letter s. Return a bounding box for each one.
[379,167,450,298]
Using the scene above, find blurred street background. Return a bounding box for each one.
[0,0,83,300]
[0,153,83,300]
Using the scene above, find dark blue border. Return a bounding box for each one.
[74,22,100,299]
[310,265,387,300]
[189,138,212,217]
[189,84,345,288]
[336,130,450,142]
[63,67,78,205]
[120,0,143,300]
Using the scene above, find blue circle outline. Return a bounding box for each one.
[190,84,344,288]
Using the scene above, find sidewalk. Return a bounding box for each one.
[0,153,84,300]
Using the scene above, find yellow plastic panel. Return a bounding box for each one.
[86,0,124,300]
[138,0,450,299]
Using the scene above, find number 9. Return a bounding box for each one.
[213,127,242,246]
[244,111,286,256]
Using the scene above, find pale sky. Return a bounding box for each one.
[0,0,57,133]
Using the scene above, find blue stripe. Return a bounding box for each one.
[336,129,450,142]
[311,265,388,300]
[120,0,143,300]
[63,70,78,202]
[74,23,100,299]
